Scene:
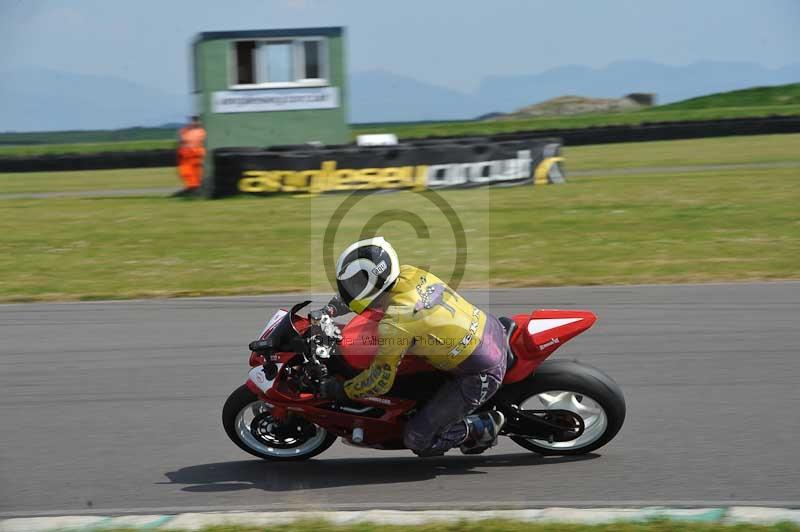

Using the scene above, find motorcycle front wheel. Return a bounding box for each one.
[501,360,626,455]
[222,384,336,461]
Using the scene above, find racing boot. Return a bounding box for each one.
[459,411,506,455]
[412,448,446,458]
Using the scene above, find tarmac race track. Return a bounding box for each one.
[1,282,798,516]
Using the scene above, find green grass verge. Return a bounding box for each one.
[0,126,177,145]
[1,133,798,302]
[565,133,800,171]
[656,83,800,111]
[0,167,178,194]
[99,519,800,532]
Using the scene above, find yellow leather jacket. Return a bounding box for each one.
[343,265,487,399]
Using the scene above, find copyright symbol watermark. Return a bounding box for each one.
[310,188,475,293]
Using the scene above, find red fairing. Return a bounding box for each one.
[260,370,417,447]
[503,309,597,383]
[248,352,266,367]
[338,309,435,374]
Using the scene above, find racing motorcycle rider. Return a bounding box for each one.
[311,237,508,455]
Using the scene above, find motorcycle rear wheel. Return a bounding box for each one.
[222,384,336,461]
[502,360,626,455]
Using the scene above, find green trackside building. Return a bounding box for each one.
[192,27,349,192]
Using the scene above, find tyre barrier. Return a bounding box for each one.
[0,149,175,173]
[490,115,800,145]
[2,115,799,174]
[211,137,565,198]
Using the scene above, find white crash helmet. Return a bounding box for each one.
[335,237,400,314]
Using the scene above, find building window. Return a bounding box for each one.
[303,40,321,80]
[232,38,328,88]
[263,41,293,83]
[235,41,255,85]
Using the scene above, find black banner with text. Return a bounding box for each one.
[211,138,565,198]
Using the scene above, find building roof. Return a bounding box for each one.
[195,26,343,42]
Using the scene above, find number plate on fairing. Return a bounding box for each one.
[248,365,282,393]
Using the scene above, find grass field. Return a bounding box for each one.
[656,83,800,110]
[0,167,177,194]
[564,133,800,170]
[0,139,176,156]
[0,134,798,302]
[0,126,177,146]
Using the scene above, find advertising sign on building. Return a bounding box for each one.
[212,87,339,113]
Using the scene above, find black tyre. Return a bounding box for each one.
[501,360,626,455]
[222,384,336,461]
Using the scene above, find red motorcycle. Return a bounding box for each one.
[223,301,625,460]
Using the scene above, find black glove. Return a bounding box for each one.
[309,296,350,321]
[318,377,348,401]
[308,308,328,323]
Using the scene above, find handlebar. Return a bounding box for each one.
[248,338,274,353]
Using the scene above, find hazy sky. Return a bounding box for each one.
[2,0,798,94]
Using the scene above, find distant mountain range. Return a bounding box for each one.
[0,67,188,132]
[1,61,798,131]
[351,61,800,122]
